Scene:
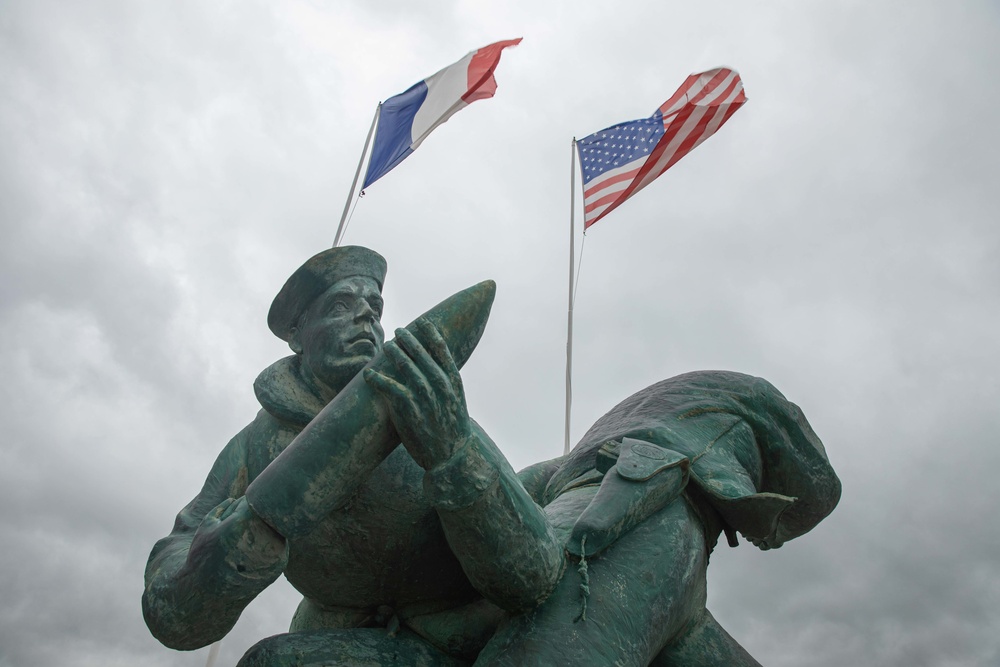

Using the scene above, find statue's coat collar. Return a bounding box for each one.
[253,355,328,426]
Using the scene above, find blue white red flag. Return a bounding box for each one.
[577,68,747,229]
[363,38,522,188]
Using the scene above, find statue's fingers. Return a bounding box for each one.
[217,496,245,521]
[199,498,235,529]
[382,338,433,399]
[363,368,415,406]
[415,318,463,401]
[208,497,236,520]
[414,319,452,367]
[393,327,450,396]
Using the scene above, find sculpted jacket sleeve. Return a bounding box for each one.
[142,421,289,651]
[365,321,565,612]
[423,421,566,613]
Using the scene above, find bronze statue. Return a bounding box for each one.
[142,246,840,665]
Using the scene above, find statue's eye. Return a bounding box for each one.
[332,300,350,312]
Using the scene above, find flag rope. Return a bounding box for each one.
[572,232,587,305]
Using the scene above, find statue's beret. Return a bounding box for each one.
[268,246,387,342]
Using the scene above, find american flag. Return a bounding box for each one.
[577,68,747,229]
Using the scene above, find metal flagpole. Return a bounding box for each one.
[204,640,220,667]
[333,102,381,248]
[564,138,577,456]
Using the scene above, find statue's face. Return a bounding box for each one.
[295,276,385,394]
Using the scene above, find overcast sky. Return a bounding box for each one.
[2,1,999,666]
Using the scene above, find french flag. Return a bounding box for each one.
[363,38,522,188]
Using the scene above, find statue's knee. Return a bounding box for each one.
[236,631,356,667]
[236,628,470,667]
[235,630,365,667]
[237,633,291,667]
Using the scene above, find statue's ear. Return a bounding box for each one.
[289,326,303,354]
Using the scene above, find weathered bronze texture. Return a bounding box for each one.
[142,246,840,665]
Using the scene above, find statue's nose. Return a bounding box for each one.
[354,301,377,321]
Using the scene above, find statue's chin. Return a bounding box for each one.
[301,353,375,399]
[328,355,375,388]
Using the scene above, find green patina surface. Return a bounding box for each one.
[142,246,841,665]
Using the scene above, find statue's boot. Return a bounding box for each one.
[567,438,690,558]
[651,609,762,667]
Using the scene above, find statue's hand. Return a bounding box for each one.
[186,497,287,580]
[364,318,472,470]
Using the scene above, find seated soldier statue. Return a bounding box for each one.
[142,245,840,666]
[143,246,565,665]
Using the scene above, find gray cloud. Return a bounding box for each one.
[1,0,998,665]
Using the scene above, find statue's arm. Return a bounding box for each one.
[516,456,565,504]
[365,320,565,612]
[423,425,566,612]
[142,425,288,650]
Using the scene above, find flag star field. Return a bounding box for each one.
[578,116,664,183]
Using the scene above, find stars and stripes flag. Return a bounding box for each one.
[577,67,747,229]
[363,38,522,188]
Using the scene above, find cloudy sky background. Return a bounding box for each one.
[2,1,998,665]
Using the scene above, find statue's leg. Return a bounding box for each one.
[474,489,709,667]
[650,609,762,667]
[237,628,471,667]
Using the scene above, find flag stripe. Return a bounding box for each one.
[584,186,632,214]
[657,107,722,175]
[363,81,428,187]
[410,54,474,150]
[637,73,745,189]
[463,38,523,103]
[635,104,720,194]
[658,73,699,117]
[687,69,734,105]
[583,166,641,200]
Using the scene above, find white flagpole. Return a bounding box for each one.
[564,138,577,456]
[333,102,381,248]
[204,640,220,667]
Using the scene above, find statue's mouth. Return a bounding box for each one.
[346,332,378,351]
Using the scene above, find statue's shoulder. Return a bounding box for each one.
[234,356,324,480]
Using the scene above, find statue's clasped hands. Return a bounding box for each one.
[364,318,472,470]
